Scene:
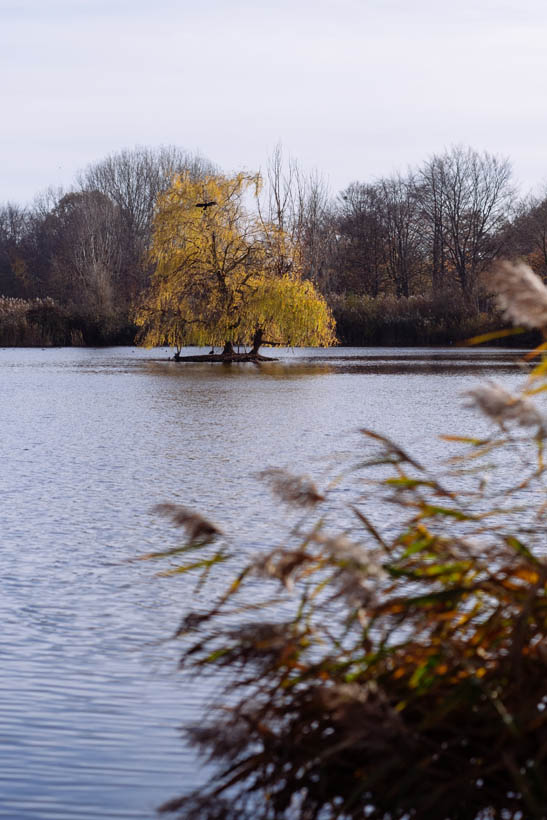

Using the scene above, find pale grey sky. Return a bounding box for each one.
[3,0,547,203]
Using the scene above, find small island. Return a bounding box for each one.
[172,340,276,363]
[134,172,336,361]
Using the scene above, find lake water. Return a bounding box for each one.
[0,346,530,818]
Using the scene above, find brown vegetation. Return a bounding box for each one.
[0,296,80,346]
[146,261,547,818]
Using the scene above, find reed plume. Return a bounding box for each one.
[490,259,547,329]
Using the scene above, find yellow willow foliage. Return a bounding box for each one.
[134,171,336,351]
[239,275,336,347]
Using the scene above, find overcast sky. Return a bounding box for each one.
[3,0,547,203]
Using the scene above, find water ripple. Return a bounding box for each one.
[0,345,528,817]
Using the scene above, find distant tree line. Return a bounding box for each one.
[1,143,545,346]
[0,147,216,344]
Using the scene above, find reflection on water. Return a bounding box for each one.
[141,346,529,378]
[142,360,335,380]
[0,345,531,818]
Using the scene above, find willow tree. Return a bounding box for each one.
[134,172,335,359]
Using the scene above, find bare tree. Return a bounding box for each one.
[257,144,334,290]
[418,147,514,300]
[335,182,387,296]
[78,146,216,297]
[378,174,421,299]
[44,191,125,316]
[0,203,31,296]
[257,144,300,278]
[295,169,335,291]
[415,156,449,293]
[505,193,547,279]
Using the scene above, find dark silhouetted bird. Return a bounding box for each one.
[195,201,217,210]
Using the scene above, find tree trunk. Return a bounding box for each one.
[171,333,277,362]
[250,328,263,355]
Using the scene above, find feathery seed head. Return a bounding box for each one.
[465,381,546,436]
[258,469,325,507]
[153,503,222,540]
[489,260,547,329]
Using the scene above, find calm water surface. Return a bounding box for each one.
[0,346,530,818]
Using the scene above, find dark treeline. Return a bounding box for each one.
[0,146,216,345]
[1,144,545,346]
